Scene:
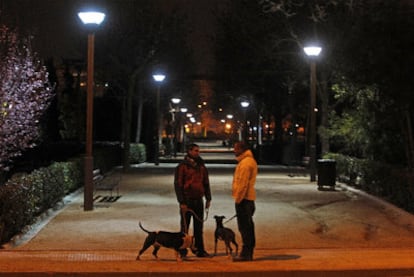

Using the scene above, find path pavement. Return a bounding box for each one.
[1,159,414,276]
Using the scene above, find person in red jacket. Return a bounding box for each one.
[174,143,212,257]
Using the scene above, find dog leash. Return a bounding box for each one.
[182,207,209,222]
[224,214,237,224]
[181,207,209,234]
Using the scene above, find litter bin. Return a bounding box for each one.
[317,159,336,189]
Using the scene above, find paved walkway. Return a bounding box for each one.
[1,160,414,276]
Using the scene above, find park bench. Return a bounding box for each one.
[93,169,121,197]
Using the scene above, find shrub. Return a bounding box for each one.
[129,143,146,164]
[49,160,82,193]
[324,152,414,213]
[0,176,37,243]
[0,159,83,244]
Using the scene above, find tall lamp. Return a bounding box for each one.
[303,45,322,182]
[78,10,105,211]
[171,98,181,157]
[240,100,250,142]
[152,73,166,165]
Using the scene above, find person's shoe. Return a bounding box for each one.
[196,250,211,258]
[233,255,253,262]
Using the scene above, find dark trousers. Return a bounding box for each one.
[180,198,205,252]
[235,199,256,258]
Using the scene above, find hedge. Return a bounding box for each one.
[0,143,140,245]
[324,152,414,213]
[0,159,83,244]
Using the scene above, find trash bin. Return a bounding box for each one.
[317,159,336,189]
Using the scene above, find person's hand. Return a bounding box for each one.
[205,200,211,209]
[180,204,188,211]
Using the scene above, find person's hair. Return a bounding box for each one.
[235,141,249,151]
[187,143,199,152]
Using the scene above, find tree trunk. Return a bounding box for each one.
[134,80,144,143]
[403,109,414,169]
[122,71,139,171]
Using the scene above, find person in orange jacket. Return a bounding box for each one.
[232,141,257,262]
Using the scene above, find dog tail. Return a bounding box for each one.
[138,222,151,234]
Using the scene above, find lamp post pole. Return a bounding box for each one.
[78,11,105,211]
[309,60,317,182]
[153,74,166,165]
[84,32,95,211]
[304,46,322,182]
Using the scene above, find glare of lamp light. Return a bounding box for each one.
[303,46,322,57]
[152,74,166,82]
[78,12,105,25]
[241,101,250,108]
[171,98,181,104]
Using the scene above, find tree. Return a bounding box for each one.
[214,0,298,163]
[0,25,54,171]
[97,1,194,169]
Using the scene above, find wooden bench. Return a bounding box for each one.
[93,169,121,197]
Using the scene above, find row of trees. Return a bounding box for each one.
[0,1,195,175]
[1,0,413,176]
[213,0,414,168]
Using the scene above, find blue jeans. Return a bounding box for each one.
[235,199,255,258]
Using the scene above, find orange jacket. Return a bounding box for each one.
[232,149,257,204]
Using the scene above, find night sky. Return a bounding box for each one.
[0,0,227,75]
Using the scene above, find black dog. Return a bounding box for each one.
[213,215,238,256]
[136,222,195,261]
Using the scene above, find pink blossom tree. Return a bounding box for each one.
[0,25,54,171]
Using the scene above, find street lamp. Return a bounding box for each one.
[78,10,105,211]
[240,100,250,141]
[170,97,181,157]
[179,107,188,153]
[152,73,166,165]
[304,45,322,182]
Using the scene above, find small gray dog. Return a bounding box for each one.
[213,215,238,256]
[136,222,195,261]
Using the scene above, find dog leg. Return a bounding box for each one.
[214,238,218,256]
[225,241,232,255]
[152,245,161,259]
[136,238,154,260]
[232,240,239,256]
[175,250,183,262]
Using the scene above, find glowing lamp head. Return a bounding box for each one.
[171,98,181,104]
[78,11,106,25]
[241,101,250,108]
[152,74,166,82]
[303,46,322,57]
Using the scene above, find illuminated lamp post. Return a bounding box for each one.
[152,73,166,165]
[78,10,105,211]
[170,97,181,157]
[240,100,250,142]
[179,107,188,153]
[303,45,322,182]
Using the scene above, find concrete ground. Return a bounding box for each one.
[1,157,414,276]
